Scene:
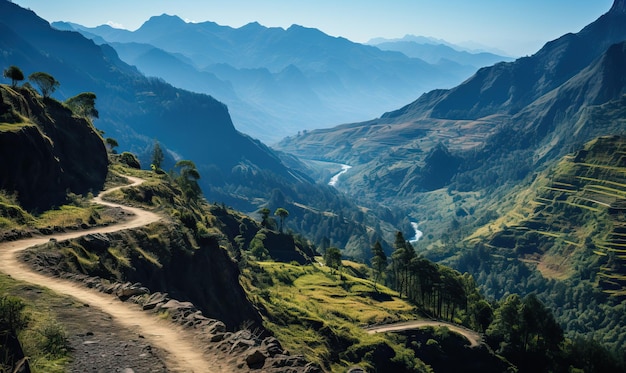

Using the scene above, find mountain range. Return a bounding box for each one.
[368,35,512,68]
[276,0,626,356]
[52,17,505,143]
[0,0,407,256]
[276,0,626,243]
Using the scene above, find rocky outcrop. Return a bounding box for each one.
[0,85,108,210]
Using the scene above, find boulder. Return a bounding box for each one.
[245,349,267,369]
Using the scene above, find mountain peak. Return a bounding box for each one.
[610,0,626,14]
[143,14,186,28]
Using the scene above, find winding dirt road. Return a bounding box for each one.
[365,320,483,348]
[0,176,225,372]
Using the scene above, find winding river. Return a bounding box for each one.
[409,222,423,243]
[328,164,352,186]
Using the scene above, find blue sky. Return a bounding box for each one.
[12,0,614,56]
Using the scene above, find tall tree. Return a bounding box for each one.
[28,71,59,98]
[65,92,98,119]
[175,160,202,201]
[274,207,289,233]
[324,247,342,274]
[259,207,272,229]
[3,65,24,88]
[371,240,387,292]
[151,141,164,171]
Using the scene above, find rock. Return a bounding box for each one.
[261,337,283,357]
[210,333,227,342]
[230,338,255,354]
[117,285,149,300]
[245,349,267,369]
[160,300,195,312]
[270,355,308,368]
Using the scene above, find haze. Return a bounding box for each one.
[12,0,612,56]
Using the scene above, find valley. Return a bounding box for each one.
[1,0,626,371]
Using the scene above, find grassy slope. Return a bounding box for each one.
[241,259,432,372]
[446,136,626,353]
[470,136,626,295]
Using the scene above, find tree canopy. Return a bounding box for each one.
[65,92,98,119]
[274,207,289,233]
[151,141,164,171]
[324,247,342,273]
[175,160,202,201]
[28,71,59,98]
[3,66,24,88]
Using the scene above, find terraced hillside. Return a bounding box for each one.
[473,136,626,297]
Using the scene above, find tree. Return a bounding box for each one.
[151,141,164,171]
[28,71,59,98]
[371,240,387,292]
[175,160,201,201]
[105,137,119,153]
[325,247,342,274]
[274,207,289,233]
[3,66,24,88]
[65,92,98,119]
[259,208,272,228]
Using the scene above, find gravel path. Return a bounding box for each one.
[365,320,483,347]
[0,176,229,372]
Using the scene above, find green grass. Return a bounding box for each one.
[0,274,71,373]
[242,260,423,371]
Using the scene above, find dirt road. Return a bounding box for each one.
[0,176,226,372]
[365,320,483,347]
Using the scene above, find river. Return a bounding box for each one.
[328,164,352,186]
[409,222,423,243]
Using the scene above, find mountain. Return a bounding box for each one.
[276,0,626,245]
[53,17,480,143]
[369,38,512,69]
[0,1,406,256]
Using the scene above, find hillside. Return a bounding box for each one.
[0,84,107,210]
[275,0,626,251]
[447,136,626,355]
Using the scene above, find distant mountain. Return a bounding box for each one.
[0,1,405,256]
[276,0,626,244]
[368,36,512,68]
[53,17,479,143]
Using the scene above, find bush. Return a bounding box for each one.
[38,321,69,357]
[0,296,29,332]
[119,152,141,169]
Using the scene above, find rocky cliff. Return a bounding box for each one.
[0,85,108,210]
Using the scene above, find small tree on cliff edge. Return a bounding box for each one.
[28,72,59,98]
[3,66,24,88]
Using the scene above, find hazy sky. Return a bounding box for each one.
[12,0,614,56]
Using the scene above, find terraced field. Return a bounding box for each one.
[482,136,626,296]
